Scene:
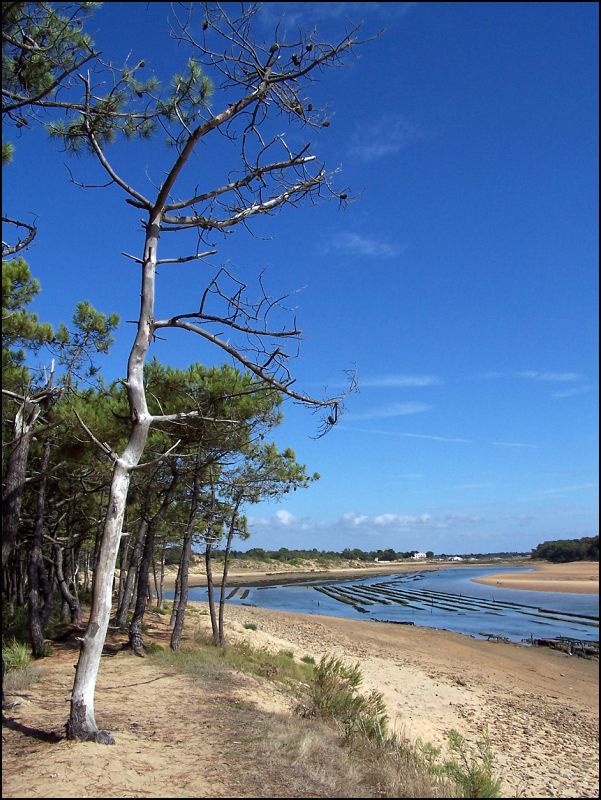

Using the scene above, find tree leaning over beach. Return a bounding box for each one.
[35,4,364,743]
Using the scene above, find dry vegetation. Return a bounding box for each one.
[3,607,501,798]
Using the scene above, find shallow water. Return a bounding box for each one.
[171,565,599,643]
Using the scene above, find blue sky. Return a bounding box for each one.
[3,2,598,554]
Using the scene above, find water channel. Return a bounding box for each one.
[173,565,599,643]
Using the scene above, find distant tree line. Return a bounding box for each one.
[215,547,529,564]
[531,535,599,563]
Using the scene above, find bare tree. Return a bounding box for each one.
[62,3,359,742]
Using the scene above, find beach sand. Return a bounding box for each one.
[473,561,599,594]
[2,604,598,798]
[211,604,599,798]
[3,562,599,798]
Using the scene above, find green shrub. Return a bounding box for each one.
[301,655,316,665]
[439,729,502,798]
[308,655,389,744]
[144,641,165,654]
[279,649,294,659]
[2,639,31,672]
[243,623,258,631]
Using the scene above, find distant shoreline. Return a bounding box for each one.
[165,559,600,595]
[164,559,524,591]
[472,560,599,594]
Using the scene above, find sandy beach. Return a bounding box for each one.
[215,603,599,798]
[3,601,599,798]
[473,561,599,594]
[3,560,599,798]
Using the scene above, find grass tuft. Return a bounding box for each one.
[2,639,31,671]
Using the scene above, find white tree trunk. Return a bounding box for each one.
[67,216,160,742]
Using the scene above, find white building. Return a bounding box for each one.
[411,552,427,560]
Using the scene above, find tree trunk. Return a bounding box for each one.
[2,400,40,571]
[115,519,147,628]
[205,542,219,646]
[129,521,154,653]
[27,440,51,658]
[170,527,192,650]
[67,463,135,742]
[117,534,130,609]
[128,471,179,652]
[54,544,82,626]
[169,562,181,629]
[218,501,242,647]
[157,539,165,611]
[170,454,201,643]
[67,213,161,743]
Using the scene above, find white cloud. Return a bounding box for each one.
[260,3,416,27]
[491,441,536,448]
[552,386,592,399]
[454,482,495,490]
[373,513,432,526]
[537,483,597,496]
[345,403,433,421]
[328,232,401,258]
[399,432,470,443]
[274,510,295,526]
[360,374,443,388]
[516,371,582,382]
[341,512,369,526]
[340,511,433,529]
[349,114,423,162]
[341,427,470,443]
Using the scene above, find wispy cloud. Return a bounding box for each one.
[327,232,402,258]
[454,482,495,490]
[552,385,592,399]
[260,3,416,27]
[537,483,597,496]
[360,374,443,388]
[491,441,536,448]
[343,427,470,443]
[349,114,423,161]
[345,403,433,421]
[516,371,582,382]
[399,432,469,443]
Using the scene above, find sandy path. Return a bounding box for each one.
[2,622,310,799]
[474,561,599,594]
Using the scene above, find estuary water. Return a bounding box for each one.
[174,565,599,643]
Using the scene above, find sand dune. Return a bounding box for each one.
[473,561,599,594]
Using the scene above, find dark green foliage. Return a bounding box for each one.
[531,535,598,563]
[2,2,99,115]
[2,257,55,368]
[308,655,389,744]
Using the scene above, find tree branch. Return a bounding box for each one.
[2,216,37,256]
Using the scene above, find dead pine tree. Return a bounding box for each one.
[60,4,361,743]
